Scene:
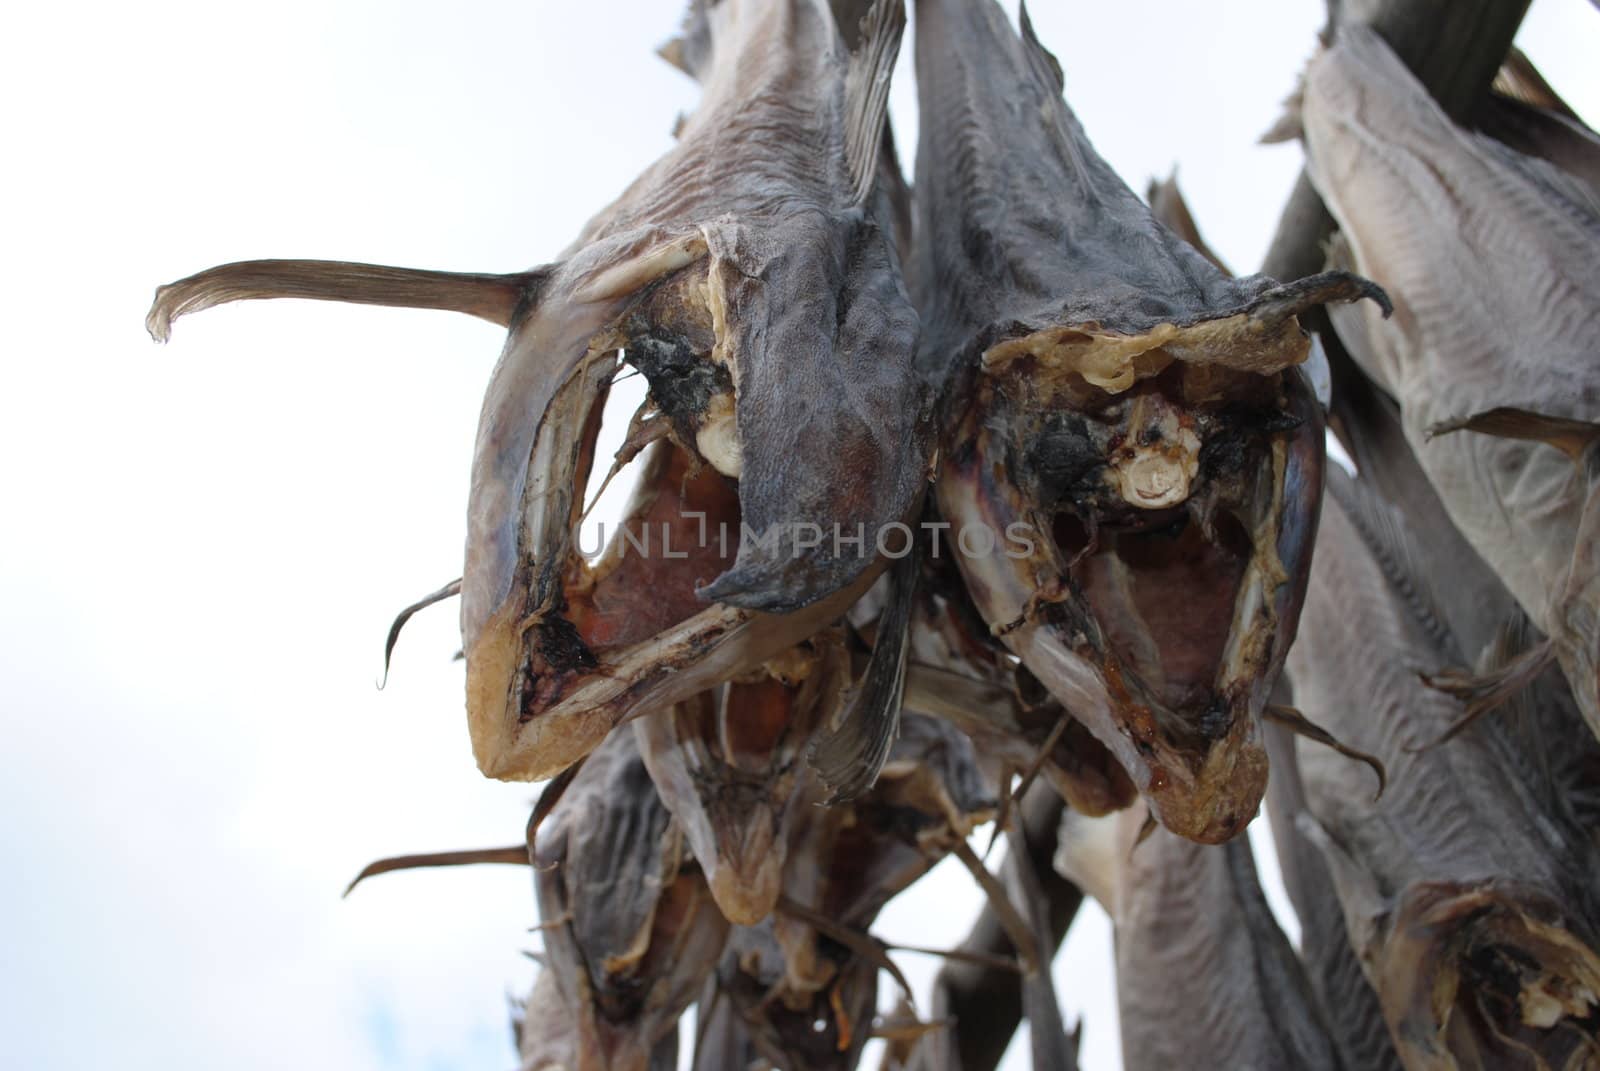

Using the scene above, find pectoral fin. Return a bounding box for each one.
[147,258,539,341]
[1428,406,1600,464]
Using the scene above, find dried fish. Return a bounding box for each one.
[634,633,847,925]
[902,556,1135,818]
[1055,801,1343,1070]
[534,730,729,1070]
[1264,718,1404,1071]
[1288,468,1600,1067]
[1303,25,1600,742]
[149,0,925,783]
[912,0,1383,842]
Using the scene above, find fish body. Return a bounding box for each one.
[1288,469,1600,1067]
[911,0,1381,842]
[1303,25,1600,740]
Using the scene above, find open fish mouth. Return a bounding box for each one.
[147,0,923,786]
[938,345,1328,844]
[462,246,899,782]
[1373,882,1600,1067]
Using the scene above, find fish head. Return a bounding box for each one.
[1371,881,1600,1069]
[636,634,851,925]
[534,732,729,1070]
[938,341,1330,844]
[463,1,925,783]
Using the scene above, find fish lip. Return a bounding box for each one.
[937,366,1324,843]
[1377,880,1600,1048]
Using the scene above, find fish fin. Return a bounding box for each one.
[1494,47,1580,120]
[146,259,542,341]
[808,546,918,803]
[1017,3,1065,93]
[342,845,529,898]
[1427,406,1600,464]
[379,577,462,688]
[1419,637,1558,747]
[984,714,1070,858]
[1266,704,1387,801]
[841,0,907,206]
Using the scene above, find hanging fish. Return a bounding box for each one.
[147,0,925,783]
[910,0,1385,843]
[1302,25,1600,743]
[1263,718,1404,1071]
[1055,801,1344,1070]
[633,632,848,925]
[533,730,729,1071]
[899,550,1135,817]
[1288,468,1600,1067]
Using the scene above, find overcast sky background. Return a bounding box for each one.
[3,2,1597,1069]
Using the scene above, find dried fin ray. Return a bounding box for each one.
[1428,406,1600,465]
[1003,821,1077,1070]
[146,259,538,341]
[1265,703,1387,800]
[1419,638,1559,748]
[379,577,462,688]
[808,544,919,803]
[342,845,528,898]
[840,0,906,205]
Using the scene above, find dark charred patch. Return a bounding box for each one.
[1198,405,1302,483]
[1023,411,1105,510]
[625,325,733,444]
[538,615,599,673]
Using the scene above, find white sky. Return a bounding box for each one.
[3,2,1597,1069]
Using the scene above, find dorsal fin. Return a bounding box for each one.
[841,0,907,206]
[1018,2,1065,94]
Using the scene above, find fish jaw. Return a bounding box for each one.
[936,360,1324,844]
[1372,882,1600,1068]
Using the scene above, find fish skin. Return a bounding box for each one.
[533,730,729,1071]
[1303,26,1600,741]
[1264,717,1405,1071]
[1287,467,1600,1068]
[1056,796,1344,1071]
[633,633,848,926]
[910,0,1378,844]
[712,711,996,1070]
[150,0,925,786]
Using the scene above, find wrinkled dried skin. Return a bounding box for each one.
[519,970,582,1071]
[150,0,925,785]
[1289,472,1600,1067]
[634,632,848,925]
[1055,803,1343,1070]
[534,732,729,1071]
[756,712,996,1003]
[911,0,1380,842]
[902,561,1136,816]
[1304,26,1600,741]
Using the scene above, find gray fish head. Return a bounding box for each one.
[462,0,925,777]
[535,732,729,1071]
[937,336,1329,844]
